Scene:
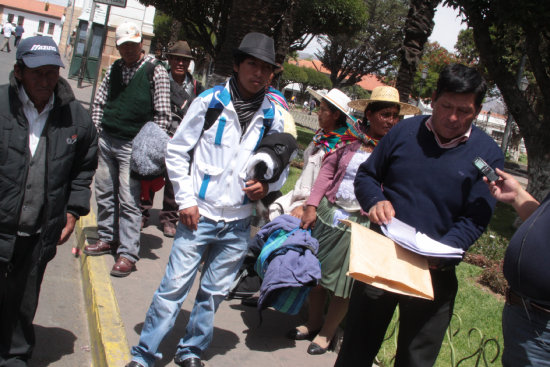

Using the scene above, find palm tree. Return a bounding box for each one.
[395,0,441,104]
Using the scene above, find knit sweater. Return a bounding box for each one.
[354,115,504,252]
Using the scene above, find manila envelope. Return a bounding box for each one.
[342,220,434,300]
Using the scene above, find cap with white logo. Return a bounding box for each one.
[16,36,64,68]
[116,22,142,46]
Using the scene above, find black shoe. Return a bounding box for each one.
[174,356,203,367]
[241,296,258,307]
[307,341,328,355]
[125,362,145,367]
[287,327,320,341]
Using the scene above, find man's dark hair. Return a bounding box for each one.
[323,98,348,127]
[233,52,248,66]
[233,52,275,71]
[15,60,26,70]
[435,64,487,107]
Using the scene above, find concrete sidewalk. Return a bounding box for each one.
[75,189,338,367]
[60,61,337,366]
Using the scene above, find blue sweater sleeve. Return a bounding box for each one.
[440,147,504,250]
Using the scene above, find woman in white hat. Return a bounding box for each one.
[294,86,419,355]
[268,88,354,220]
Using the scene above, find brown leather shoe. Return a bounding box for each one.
[83,240,113,256]
[110,256,136,277]
[163,222,176,238]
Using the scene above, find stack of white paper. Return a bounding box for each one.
[381,218,464,258]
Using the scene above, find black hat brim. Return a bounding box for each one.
[233,49,277,67]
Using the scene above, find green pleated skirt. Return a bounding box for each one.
[311,197,370,299]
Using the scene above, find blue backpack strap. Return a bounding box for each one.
[253,101,275,152]
[203,84,226,132]
[189,85,227,182]
[242,101,276,205]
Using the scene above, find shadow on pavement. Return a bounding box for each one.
[30,326,77,367]
[230,303,304,352]
[139,233,164,260]
[131,310,241,367]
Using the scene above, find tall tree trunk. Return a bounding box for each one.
[209,1,288,87]
[168,20,182,47]
[395,0,440,103]
[462,3,550,201]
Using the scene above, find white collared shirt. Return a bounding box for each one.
[18,86,55,156]
[425,116,471,148]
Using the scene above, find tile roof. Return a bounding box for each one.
[288,58,387,91]
[0,0,65,19]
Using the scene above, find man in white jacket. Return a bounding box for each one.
[127,32,286,367]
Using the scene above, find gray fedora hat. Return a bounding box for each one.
[234,32,277,67]
[166,41,194,59]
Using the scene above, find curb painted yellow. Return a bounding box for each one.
[75,210,131,367]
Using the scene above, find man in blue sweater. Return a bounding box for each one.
[335,64,504,366]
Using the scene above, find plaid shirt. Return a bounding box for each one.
[91,54,171,133]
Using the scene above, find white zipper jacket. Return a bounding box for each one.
[166,81,286,222]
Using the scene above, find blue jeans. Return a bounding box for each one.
[502,302,550,366]
[131,216,251,366]
[95,133,141,261]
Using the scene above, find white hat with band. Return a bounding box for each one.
[308,88,353,120]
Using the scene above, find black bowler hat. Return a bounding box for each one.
[234,32,277,67]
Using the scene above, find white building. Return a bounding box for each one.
[0,0,65,44]
[63,0,156,83]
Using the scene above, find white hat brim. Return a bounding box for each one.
[308,88,353,120]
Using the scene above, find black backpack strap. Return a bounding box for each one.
[187,84,226,173]
[203,84,226,132]
[144,60,165,108]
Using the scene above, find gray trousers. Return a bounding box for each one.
[95,132,141,262]
[1,36,11,52]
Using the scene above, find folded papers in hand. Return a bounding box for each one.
[343,220,434,300]
[381,218,464,259]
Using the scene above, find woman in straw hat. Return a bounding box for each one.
[294,86,419,355]
[268,88,355,220]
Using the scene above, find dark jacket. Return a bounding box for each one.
[0,72,98,264]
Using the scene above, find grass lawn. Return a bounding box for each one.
[296,125,315,150]
[376,263,504,366]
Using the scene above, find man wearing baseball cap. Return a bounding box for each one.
[85,22,171,277]
[127,32,287,367]
[0,36,97,365]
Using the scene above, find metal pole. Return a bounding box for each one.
[64,0,77,57]
[89,4,110,107]
[77,0,97,88]
[501,54,527,154]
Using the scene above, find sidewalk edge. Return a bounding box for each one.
[75,211,131,367]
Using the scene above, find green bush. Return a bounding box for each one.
[468,230,509,262]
